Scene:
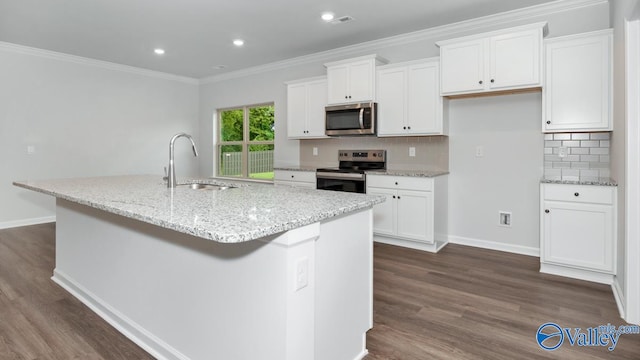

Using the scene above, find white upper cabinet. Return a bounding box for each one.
[286,76,328,139]
[437,22,546,96]
[377,58,445,136]
[325,55,386,104]
[543,29,613,132]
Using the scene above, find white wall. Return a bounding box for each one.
[448,93,543,253]
[0,46,199,227]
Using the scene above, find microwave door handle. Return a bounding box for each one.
[359,108,364,129]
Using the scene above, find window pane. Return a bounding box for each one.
[249,144,274,180]
[219,145,243,177]
[249,105,275,141]
[221,109,243,142]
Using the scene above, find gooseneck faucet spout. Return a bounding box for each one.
[167,133,198,188]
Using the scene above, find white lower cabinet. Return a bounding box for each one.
[540,183,617,284]
[367,174,447,253]
[274,170,316,189]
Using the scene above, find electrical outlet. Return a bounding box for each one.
[475,146,484,157]
[409,147,416,157]
[558,146,567,158]
[27,145,36,155]
[295,257,309,291]
[313,147,318,156]
[498,211,512,227]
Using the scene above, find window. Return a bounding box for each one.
[217,103,275,180]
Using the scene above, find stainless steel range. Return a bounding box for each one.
[316,150,386,193]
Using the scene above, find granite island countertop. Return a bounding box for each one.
[365,169,449,177]
[13,175,384,243]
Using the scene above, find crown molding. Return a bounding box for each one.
[0,42,199,85]
[200,0,608,84]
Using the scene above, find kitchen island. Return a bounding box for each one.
[13,175,384,360]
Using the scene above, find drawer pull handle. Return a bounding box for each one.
[545,209,550,213]
[574,192,579,197]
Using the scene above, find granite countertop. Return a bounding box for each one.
[365,169,449,177]
[274,166,317,172]
[540,177,618,187]
[13,175,384,243]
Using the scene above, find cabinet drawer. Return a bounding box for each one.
[542,184,614,204]
[367,175,433,191]
[274,170,316,183]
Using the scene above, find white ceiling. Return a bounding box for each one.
[0,0,558,79]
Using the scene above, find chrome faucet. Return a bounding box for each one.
[167,133,198,188]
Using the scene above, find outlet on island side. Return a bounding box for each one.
[409,147,416,157]
[313,147,318,156]
[295,257,309,291]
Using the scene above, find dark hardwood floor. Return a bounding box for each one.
[1,223,638,359]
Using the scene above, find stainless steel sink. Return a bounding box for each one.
[181,183,234,190]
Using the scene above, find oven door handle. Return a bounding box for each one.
[358,108,364,129]
[316,172,365,180]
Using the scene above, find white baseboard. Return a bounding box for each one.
[52,269,188,360]
[447,235,539,257]
[0,216,56,230]
[540,263,614,285]
[374,235,448,253]
[612,278,626,320]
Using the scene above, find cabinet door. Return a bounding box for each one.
[543,32,612,131]
[367,187,396,236]
[407,62,442,134]
[396,189,433,243]
[286,83,308,138]
[489,29,541,90]
[440,39,485,95]
[348,60,375,102]
[542,201,614,272]
[376,67,406,136]
[306,79,328,137]
[327,64,350,104]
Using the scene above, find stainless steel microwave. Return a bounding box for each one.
[325,102,376,136]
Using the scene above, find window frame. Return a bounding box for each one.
[215,102,275,181]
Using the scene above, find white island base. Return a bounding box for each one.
[52,199,373,360]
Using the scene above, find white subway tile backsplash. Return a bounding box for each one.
[562,140,580,147]
[581,140,600,148]
[543,131,611,182]
[571,133,590,140]
[581,155,600,162]
[569,147,589,155]
[553,133,571,140]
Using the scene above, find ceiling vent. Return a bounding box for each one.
[330,16,354,25]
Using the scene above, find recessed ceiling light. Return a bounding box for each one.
[321,12,335,22]
[233,39,244,47]
[154,48,165,55]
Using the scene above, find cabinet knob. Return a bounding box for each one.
[545,209,550,213]
[490,79,495,83]
[348,95,352,99]
[574,192,580,197]
[291,175,294,178]
[479,80,483,85]
[392,195,396,199]
[345,95,348,99]
[403,126,406,130]
[407,126,411,130]
[397,196,401,200]
[395,182,398,185]
[546,121,551,125]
